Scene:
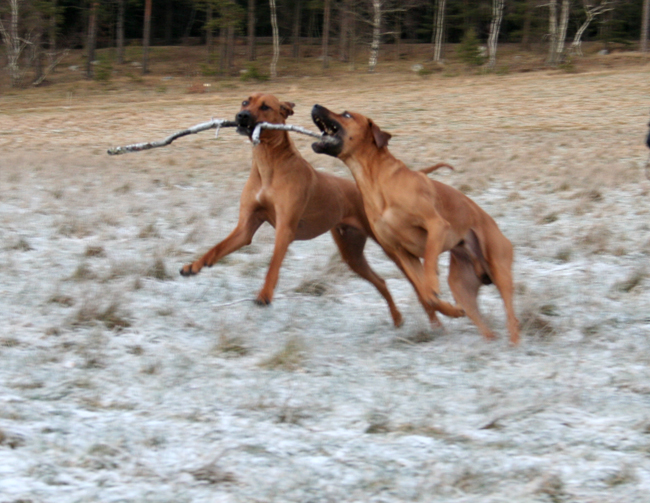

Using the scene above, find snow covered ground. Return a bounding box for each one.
[1,68,650,502]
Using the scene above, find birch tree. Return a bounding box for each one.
[0,0,25,87]
[432,0,446,62]
[48,0,58,66]
[368,0,381,72]
[487,0,505,68]
[547,0,570,65]
[269,0,279,78]
[570,1,616,56]
[556,0,570,58]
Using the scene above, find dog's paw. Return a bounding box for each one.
[254,294,272,306]
[179,263,199,277]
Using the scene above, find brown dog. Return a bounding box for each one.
[180,93,409,325]
[310,105,520,344]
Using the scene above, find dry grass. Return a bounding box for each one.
[145,256,174,281]
[187,459,236,485]
[293,278,328,297]
[613,269,647,293]
[71,295,132,331]
[213,332,249,358]
[259,336,306,371]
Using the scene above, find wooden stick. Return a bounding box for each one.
[251,122,323,145]
[107,119,238,155]
[107,119,324,155]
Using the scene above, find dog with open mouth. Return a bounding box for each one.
[179,93,403,326]
[311,104,520,344]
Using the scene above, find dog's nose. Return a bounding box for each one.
[236,110,251,125]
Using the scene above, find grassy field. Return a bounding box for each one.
[1,50,650,502]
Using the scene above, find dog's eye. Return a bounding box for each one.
[343,112,351,119]
[242,100,249,107]
[261,103,270,111]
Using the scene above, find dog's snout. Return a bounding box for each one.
[236,110,252,125]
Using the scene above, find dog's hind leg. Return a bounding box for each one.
[448,248,494,341]
[331,225,403,327]
[486,240,519,345]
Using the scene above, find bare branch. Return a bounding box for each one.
[107,119,238,155]
[251,122,323,145]
[107,120,325,155]
[33,49,69,87]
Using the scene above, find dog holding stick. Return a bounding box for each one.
[311,105,519,344]
[180,93,409,325]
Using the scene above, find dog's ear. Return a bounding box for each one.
[280,102,295,118]
[369,119,391,149]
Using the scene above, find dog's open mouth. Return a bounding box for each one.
[236,122,255,137]
[311,106,343,156]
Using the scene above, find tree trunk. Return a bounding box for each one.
[368,0,381,72]
[248,0,256,61]
[49,0,58,67]
[292,0,302,58]
[32,23,43,84]
[555,0,570,61]
[165,0,173,45]
[521,0,532,49]
[642,0,650,53]
[86,1,98,79]
[183,5,197,44]
[394,12,402,60]
[322,0,331,68]
[546,0,558,65]
[433,0,446,62]
[487,0,504,68]
[219,26,227,72]
[339,0,349,62]
[117,0,125,63]
[349,1,356,69]
[206,3,214,58]
[571,11,594,56]
[270,0,280,78]
[227,22,235,70]
[143,0,152,74]
[8,0,21,87]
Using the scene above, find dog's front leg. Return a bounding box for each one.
[255,219,297,306]
[390,250,458,324]
[180,213,263,276]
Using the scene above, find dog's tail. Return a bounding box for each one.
[419,162,454,174]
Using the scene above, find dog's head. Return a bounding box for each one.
[235,93,295,138]
[311,104,391,159]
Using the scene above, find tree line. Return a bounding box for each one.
[1,0,649,87]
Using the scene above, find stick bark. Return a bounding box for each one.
[108,120,324,155]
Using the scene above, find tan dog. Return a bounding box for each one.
[180,93,410,325]
[310,105,519,345]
